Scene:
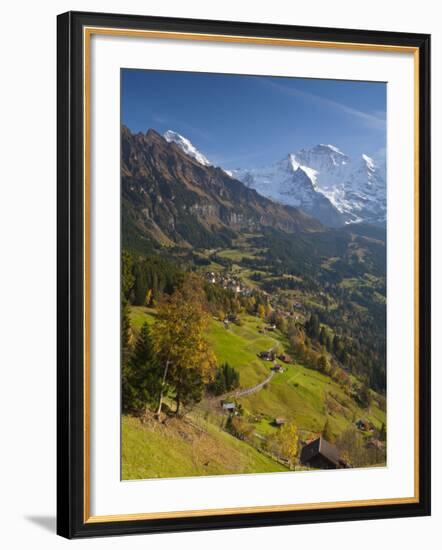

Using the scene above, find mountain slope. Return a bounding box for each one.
[164,132,386,227]
[292,145,386,225]
[232,144,386,226]
[233,153,345,227]
[121,127,322,250]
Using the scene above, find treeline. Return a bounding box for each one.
[122,248,272,322]
[122,249,184,306]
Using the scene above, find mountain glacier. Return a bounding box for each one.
[232,145,386,226]
[162,131,386,227]
[231,153,344,227]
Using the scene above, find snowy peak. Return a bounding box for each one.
[321,144,344,154]
[163,130,211,166]
[159,131,385,227]
[231,151,344,227]
[293,144,350,174]
[232,144,386,227]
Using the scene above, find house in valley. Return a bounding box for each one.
[300,437,345,469]
[258,350,275,361]
[356,419,374,432]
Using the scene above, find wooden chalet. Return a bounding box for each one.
[356,419,374,431]
[300,437,345,469]
[258,350,275,361]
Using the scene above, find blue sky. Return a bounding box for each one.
[122,69,386,169]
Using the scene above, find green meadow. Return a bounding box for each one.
[124,306,386,478]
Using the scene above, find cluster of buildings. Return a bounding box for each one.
[258,348,292,368]
[205,271,252,296]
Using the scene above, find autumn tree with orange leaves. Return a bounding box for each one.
[152,274,217,418]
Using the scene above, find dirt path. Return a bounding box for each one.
[234,371,274,398]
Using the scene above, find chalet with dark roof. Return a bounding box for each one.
[258,350,275,361]
[300,437,344,469]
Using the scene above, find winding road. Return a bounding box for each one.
[234,371,275,398]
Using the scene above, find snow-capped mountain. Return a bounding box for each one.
[232,153,344,227]
[339,154,386,224]
[163,130,211,166]
[232,144,386,226]
[162,130,386,227]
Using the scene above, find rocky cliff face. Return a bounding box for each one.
[121,127,322,249]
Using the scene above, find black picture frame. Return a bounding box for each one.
[57,10,431,539]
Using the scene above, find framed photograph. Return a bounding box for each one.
[57,11,431,538]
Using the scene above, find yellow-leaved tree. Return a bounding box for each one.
[267,421,299,469]
[151,274,216,418]
[257,304,266,319]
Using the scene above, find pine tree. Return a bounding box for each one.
[132,322,153,368]
[208,363,240,396]
[121,300,132,366]
[122,321,160,415]
[305,313,320,339]
[121,251,135,301]
[133,263,148,306]
[326,335,333,352]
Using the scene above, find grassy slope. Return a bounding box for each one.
[205,314,384,439]
[127,306,386,476]
[122,415,286,479]
[129,306,157,329]
[206,315,285,387]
